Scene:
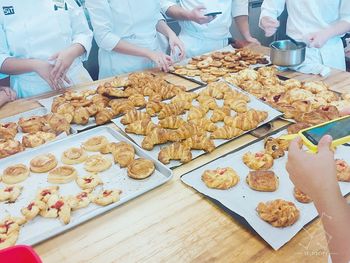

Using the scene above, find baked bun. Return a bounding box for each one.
[84,154,112,173]
[202,167,240,190]
[48,166,77,184]
[242,152,274,170]
[246,171,278,192]
[2,164,29,184]
[61,147,87,165]
[127,158,155,179]
[30,153,57,173]
[82,136,109,152]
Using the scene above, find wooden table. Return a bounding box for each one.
[2,46,350,263]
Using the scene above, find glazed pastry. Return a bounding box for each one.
[22,131,56,148]
[189,118,217,132]
[36,186,59,203]
[61,147,88,165]
[109,142,135,167]
[0,122,18,140]
[202,167,239,190]
[84,154,112,173]
[335,159,350,182]
[158,143,192,164]
[121,109,151,125]
[0,216,26,249]
[30,153,58,173]
[293,188,312,203]
[187,106,209,121]
[18,116,45,133]
[264,137,286,159]
[287,123,311,134]
[21,200,46,220]
[158,116,185,130]
[72,107,90,125]
[93,189,122,206]
[210,126,243,140]
[127,158,155,179]
[40,194,72,225]
[158,102,186,119]
[76,173,103,190]
[2,164,30,184]
[48,166,78,184]
[0,139,25,159]
[246,171,278,192]
[44,113,71,135]
[291,100,312,113]
[0,185,23,203]
[242,152,274,170]
[125,119,157,135]
[196,95,218,110]
[67,191,92,210]
[183,135,215,153]
[316,105,339,121]
[95,108,114,125]
[210,106,231,123]
[224,98,248,113]
[82,136,109,152]
[141,128,169,150]
[302,81,328,94]
[256,199,299,227]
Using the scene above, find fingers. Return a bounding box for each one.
[288,137,303,156]
[194,5,206,12]
[51,59,62,82]
[261,17,279,37]
[318,135,333,154]
[48,52,59,61]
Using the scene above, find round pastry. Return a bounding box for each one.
[48,166,77,184]
[264,137,285,159]
[84,154,112,173]
[30,153,57,173]
[256,199,300,227]
[61,147,88,165]
[246,171,279,192]
[93,189,122,206]
[0,185,23,203]
[82,136,109,152]
[127,158,155,180]
[335,159,350,182]
[76,173,103,190]
[293,188,312,203]
[0,122,18,140]
[2,164,30,184]
[242,152,274,170]
[202,167,240,190]
[0,139,25,159]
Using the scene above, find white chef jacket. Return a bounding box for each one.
[161,0,249,57]
[260,0,350,71]
[85,0,165,79]
[0,0,93,98]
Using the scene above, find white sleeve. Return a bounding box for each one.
[66,0,93,61]
[340,0,350,24]
[0,15,12,71]
[85,0,121,52]
[231,0,249,18]
[160,0,179,15]
[259,0,286,20]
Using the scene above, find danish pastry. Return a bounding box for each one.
[2,164,29,184]
[62,147,88,165]
[82,136,109,152]
[109,142,135,167]
[125,119,157,135]
[256,199,300,227]
[0,216,26,249]
[68,191,92,210]
[293,188,312,203]
[44,113,71,135]
[21,200,46,220]
[40,194,71,224]
[93,189,122,206]
[158,143,192,164]
[48,166,77,184]
[36,186,59,203]
[0,185,23,203]
[84,154,112,173]
[202,167,240,190]
[127,158,155,179]
[246,171,278,192]
[0,122,18,140]
[72,107,90,125]
[287,122,311,134]
[76,173,103,190]
[0,139,25,159]
[264,137,286,159]
[335,159,350,182]
[210,126,243,140]
[242,152,274,170]
[30,153,58,173]
[22,131,56,148]
[18,116,45,133]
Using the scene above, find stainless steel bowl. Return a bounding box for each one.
[270,40,306,67]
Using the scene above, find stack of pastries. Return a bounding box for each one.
[119,82,269,165]
[225,67,349,125]
[171,48,269,83]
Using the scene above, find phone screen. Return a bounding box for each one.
[302,116,350,145]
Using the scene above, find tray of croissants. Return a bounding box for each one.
[0,126,172,248]
[37,72,190,133]
[112,81,282,168]
[181,123,350,250]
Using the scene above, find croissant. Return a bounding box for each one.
[190,118,217,132]
[210,126,243,139]
[224,110,267,130]
[196,95,218,110]
[43,113,70,135]
[210,106,231,122]
[183,135,215,153]
[168,123,206,142]
[224,90,250,102]
[224,98,248,113]
[125,119,157,135]
[97,85,127,98]
[141,128,169,150]
[73,107,90,125]
[0,122,18,140]
[128,94,146,107]
[95,108,114,125]
[158,102,186,120]
[187,106,209,121]
[171,92,198,105]
[159,116,186,129]
[109,99,135,116]
[121,109,151,125]
[158,84,183,100]
[92,94,110,108]
[146,101,163,117]
[158,142,192,164]
[199,83,228,99]
[123,87,140,97]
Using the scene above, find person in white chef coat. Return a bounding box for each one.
[161,0,259,58]
[260,0,350,75]
[85,0,185,79]
[0,0,93,98]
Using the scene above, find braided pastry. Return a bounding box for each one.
[246,171,279,192]
[125,119,157,135]
[242,151,273,170]
[202,167,239,190]
[210,126,243,139]
[158,142,192,164]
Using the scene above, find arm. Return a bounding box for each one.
[259,0,286,37]
[286,136,350,263]
[165,4,214,25]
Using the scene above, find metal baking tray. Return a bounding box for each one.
[0,126,172,246]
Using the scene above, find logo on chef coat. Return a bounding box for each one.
[52,0,67,11]
[3,6,14,15]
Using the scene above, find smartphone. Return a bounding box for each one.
[204,12,222,17]
[299,115,350,152]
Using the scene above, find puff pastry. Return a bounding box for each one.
[2,164,29,184]
[142,128,169,150]
[68,191,92,210]
[242,152,274,170]
[0,139,25,159]
[18,116,45,133]
[108,142,135,167]
[0,216,26,249]
[61,147,88,164]
[202,167,240,190]
[158,102,186,119]
[121,109,151,125]
[125,119,157,135]
[210,106,231,123]
[127,158,155,179]
[189,118,217,132]
[95,108,114,125]
[335,159,350,182]
[30,153,58,173]
[246,171,278,192]
[159,116,185,130]
[21,200,46,221]
[36,186,59,203]
[293,188,312,203]
[22,131,56,148]
[167,123,205,142]
[158,143,192,164]
[82,136,109,152]
[84,154,112,173]
[183,135,215,153]
[40,194,71,225]
[93,189,122,206]
[48,166,77,184]
[0,185,23,203]
[0,122,18,140]
[210,126,243,140]
[76,173,103,190]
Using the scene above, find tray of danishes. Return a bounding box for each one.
[0,126,172,248]
[38,72,189,132]
[181,124,350,250]
[112,81,282,168]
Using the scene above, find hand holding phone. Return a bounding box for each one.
[204,12,222,17]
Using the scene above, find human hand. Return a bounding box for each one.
[260,16,280,37]
[49,48,77,84]
[0,87,16,101]
[147,51,173,72]
[245,36,261,45]
[306,31,330,48]
[286,135,339,202]
[169,34,186,60]
[189,5,215,25]
[33,60,62,90]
